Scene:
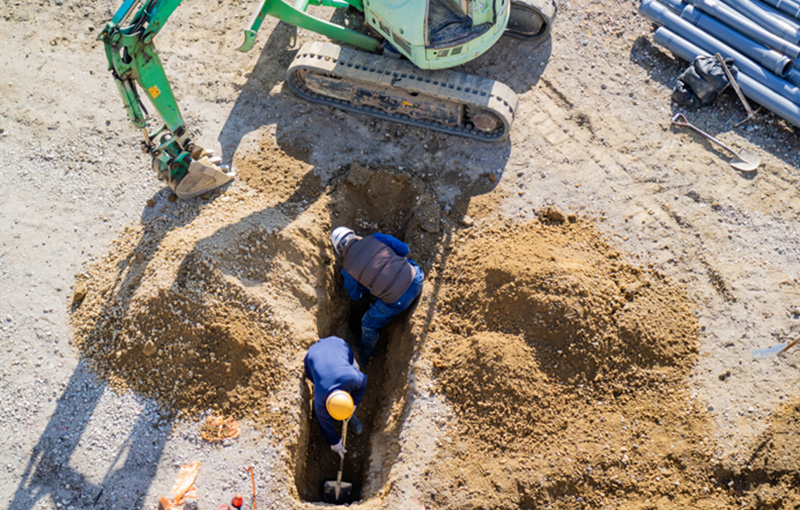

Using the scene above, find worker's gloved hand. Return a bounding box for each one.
[331,439,346,459]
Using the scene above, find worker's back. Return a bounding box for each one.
[304,337,367,405]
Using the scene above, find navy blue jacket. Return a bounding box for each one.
[303,336,367,444]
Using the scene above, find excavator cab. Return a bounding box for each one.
[427,0,489,46]
[365,0,509,70]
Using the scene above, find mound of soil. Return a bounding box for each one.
[70,139,338,423]
[425,218,735,509]
[70,143,786,508]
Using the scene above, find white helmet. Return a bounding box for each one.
[331,227,355,254]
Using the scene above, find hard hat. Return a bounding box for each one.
[331,227,355,255]
[326,390,354,421]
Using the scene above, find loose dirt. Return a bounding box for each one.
[4,0,800,509]
[69,141,792,507]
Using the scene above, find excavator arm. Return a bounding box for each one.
[99,0,232,199]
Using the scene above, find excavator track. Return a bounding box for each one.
[286,41,518,142]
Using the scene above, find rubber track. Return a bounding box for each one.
[286,41,518,142]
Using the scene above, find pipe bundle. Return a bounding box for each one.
[640,0,800,128]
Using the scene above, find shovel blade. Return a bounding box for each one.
[323,480,353,504]
[730,150,760,172]
[751,342,787,359]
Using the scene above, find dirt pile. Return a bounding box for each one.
[69,140,793,508]
[721,397,800,509]
[69,139,337,423]
[425,218,736,509]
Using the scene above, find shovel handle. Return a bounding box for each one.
[671,113,739,156]
[714,53,755,120]
[778,336,800,356]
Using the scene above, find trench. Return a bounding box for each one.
[294,166,430,504]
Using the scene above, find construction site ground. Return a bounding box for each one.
[2,0,800,509]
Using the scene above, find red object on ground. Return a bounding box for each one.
[232,494,244,508]
[218,505,231,510]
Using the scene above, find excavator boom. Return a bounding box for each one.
[99,0,233,199]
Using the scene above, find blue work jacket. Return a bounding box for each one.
[303,336,367,444]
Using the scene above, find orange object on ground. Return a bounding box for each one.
[158,461,201,509]
[218,505,231,510]
[247,466,257,510]
[171,461,201,503]
[232,493,244,508]
[201,415,241,442]
[158,496,177,510]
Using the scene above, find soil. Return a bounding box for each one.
[3,1,800,510]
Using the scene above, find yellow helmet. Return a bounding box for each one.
[326,390,354,421]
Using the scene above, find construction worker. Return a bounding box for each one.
[331,227,424,364]
[303,336,366,458]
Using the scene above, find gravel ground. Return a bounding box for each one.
[3,0,800,509]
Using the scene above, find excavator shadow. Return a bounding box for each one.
[9,186,202,510]
[218,21,300,168]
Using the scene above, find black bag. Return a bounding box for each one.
[672,56,737,108]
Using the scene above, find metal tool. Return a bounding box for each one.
[714,53,758,127]
[751,336,800,359]
[323,419,353,504]
[671,113,760,171]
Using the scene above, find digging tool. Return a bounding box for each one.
[323,419,353,505]
[751,336,800,359]
[671,113,760,171]
[714,53,758,127]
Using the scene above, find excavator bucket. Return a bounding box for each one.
[172,157,233,200]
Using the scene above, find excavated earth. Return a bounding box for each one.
[3,0,800,509]
[69,141,800,509]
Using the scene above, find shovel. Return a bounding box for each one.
[751,336,800,359]
[671,113,760,172]
[323,419,352,504]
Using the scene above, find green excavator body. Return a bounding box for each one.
[99,0,555,198]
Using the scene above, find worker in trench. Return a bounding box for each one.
[304,336,367,456]
[330,227,425,365]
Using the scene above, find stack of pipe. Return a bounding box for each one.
[640,0,800,128]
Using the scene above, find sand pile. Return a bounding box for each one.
[69,139,338,422]
[425,217,736,509]
[69,140,791,507]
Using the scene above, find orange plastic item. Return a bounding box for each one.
[201,415,241,442]
[171,461,201,503]
[232,494,244,508]
[158,496,177,510]
[158,461,201,509]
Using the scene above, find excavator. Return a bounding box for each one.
[99,0,557,199]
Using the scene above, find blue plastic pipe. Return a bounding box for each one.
[680,4,793,76]
[722,0,800,44]
[654,26,800,127]
[788,67,800,86]
[684,0,800,59]
[639,0,800,104]
[758,0,800,21]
